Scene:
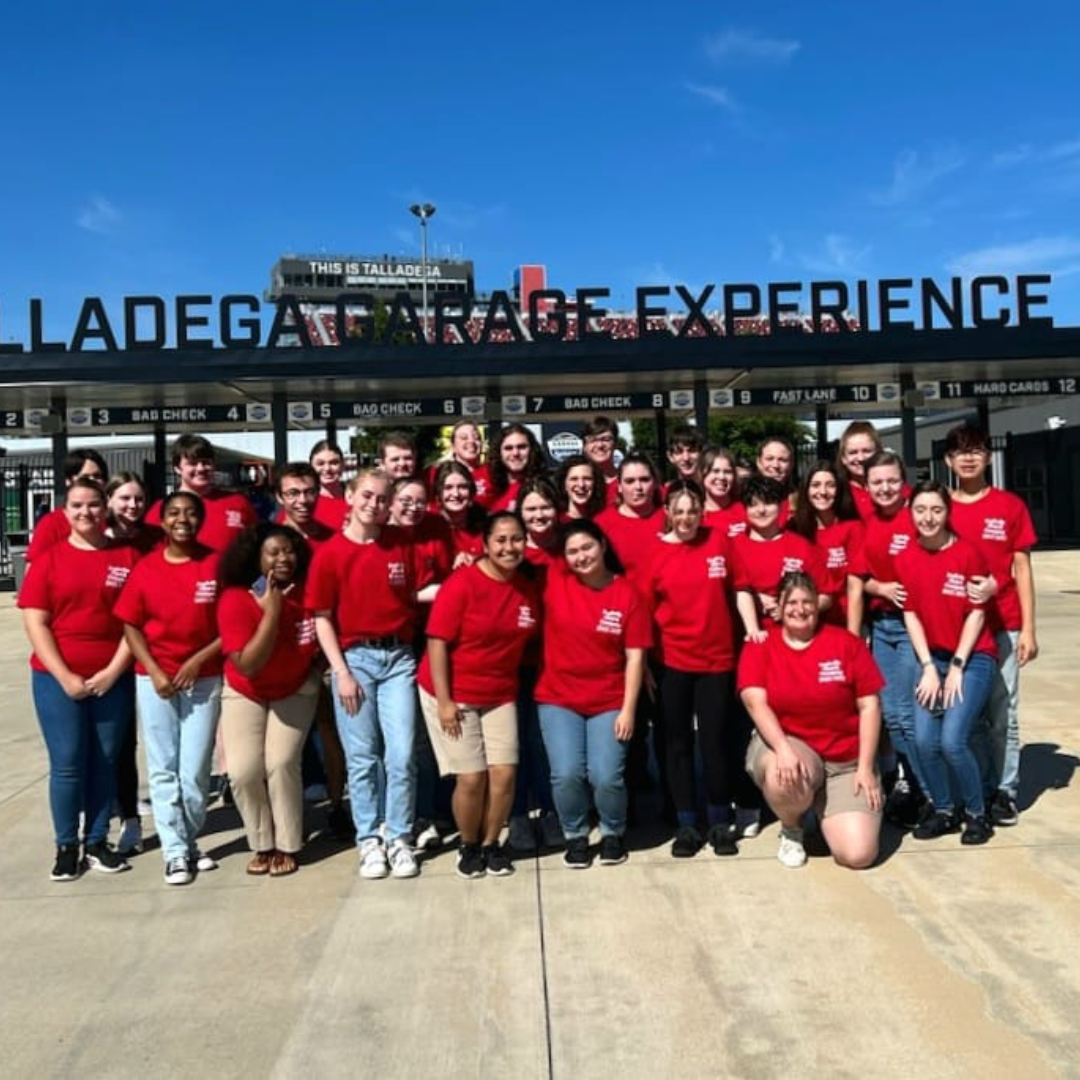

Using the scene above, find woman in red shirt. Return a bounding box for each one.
[427,420,492,505]
[647,481,750,858]
[309,439,349,532]
[789,462,864,631]
[537,520,651,869]
[217,525,320,876]
[433,460,487,568]
[104,471,159,858]
[701,446,747,539]
[896,482,997,846]
[114,490,224,886]
[19,477,138,880]
[486,423,547,512]
[738,571,884,870]
[418,512,540,878]
[732,475,828,642]
[836,421,884,521]
[554,454,606,522]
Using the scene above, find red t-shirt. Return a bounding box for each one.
[703,503,747,539]
[730,530,828,608]
[417,563,540,705]
[484,479,523,513]
[313,494,348,532]
[218,586,318,701]
[146,490,257,553]
[18,541,140,677]
[949,487,1037,632]
[595,506,667,583]
[305,531,416,647]
[446,519,485,563]
[895,538,997,658]
[646,529,736,673]
[535,568,652,715]
[848,506,916,615]
[812,518,865,623]
[113,547,223,677]
[737,624,885,762]
[404,515,453,592]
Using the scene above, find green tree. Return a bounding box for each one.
[630,413,812,461]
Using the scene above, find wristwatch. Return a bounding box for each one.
[950,655,965,670]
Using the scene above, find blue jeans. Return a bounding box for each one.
[980,630,1020,798]
[538,705,627,839]
[512,667,555,817]
[913,653,996,817]
[333,643,416,844]
[32,670,134,847]
[871,615,929,793]
[137,675,222,862]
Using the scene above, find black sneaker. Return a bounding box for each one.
[961,813,995,846]
[84,842,130,874]
[913,809,960,840]
[563,837,593,869]
[671,825,703,858]
[483,844,515,877]
[884,783,923,830]
[990,791,1019,827]
[707,824,739,857]
[456,843,486,880]
[597,834,628,866]
[50,845,82,882]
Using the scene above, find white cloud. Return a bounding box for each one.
[871,148,964,206]
[1045,137,1080,160]
[948,235,1080,278]
[684,82,739,111]
[705,29,801,65]
[991,144,1033,169]
[797,234,872,276]
[77,196,121,234]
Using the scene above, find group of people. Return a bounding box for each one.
[18,413,1038,885]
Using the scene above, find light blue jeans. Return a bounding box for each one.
[984,630,1021,798]
[538,705,626,839]
[871,615,929,793]
[137,675,222,863]
[913,653,996,817]
[332,643,416,844]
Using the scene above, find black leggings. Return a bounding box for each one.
[115,712,139,820]
[661,668,755,815]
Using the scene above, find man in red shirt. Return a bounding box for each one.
[943,422,1038,826]
[145,435,256,553]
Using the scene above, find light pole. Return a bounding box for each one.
[409,202,436,342]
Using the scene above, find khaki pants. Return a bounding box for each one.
[220,672,319,854]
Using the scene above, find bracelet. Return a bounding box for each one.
[920,659,934,668]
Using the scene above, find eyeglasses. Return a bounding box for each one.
[394,498,423,509]
[281,488,317,500]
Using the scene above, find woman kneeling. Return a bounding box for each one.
[738,572,884,870]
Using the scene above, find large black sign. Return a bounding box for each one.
[0,274,1053,353]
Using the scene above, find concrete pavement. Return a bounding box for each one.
[0,552,1078,1078]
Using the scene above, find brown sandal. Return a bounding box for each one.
[269,850,298,877]
[246,851,273,875]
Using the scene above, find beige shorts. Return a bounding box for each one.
[746,732,881,819]
[419,686,518,776]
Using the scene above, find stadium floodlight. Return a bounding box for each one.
[409,203,436,343]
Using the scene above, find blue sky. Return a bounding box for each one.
[2,0,1080,342]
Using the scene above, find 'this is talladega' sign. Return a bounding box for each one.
[0,274,1053,352]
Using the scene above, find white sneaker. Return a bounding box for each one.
[117,817,143,855]
[358,837,389,879]
[137,798,153,817]
[191,849,218,872]
[734,808,761,839]
[388,838,419,878]
[413,822,441,852]
[164,856,193,886]
[777,828,807,869]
